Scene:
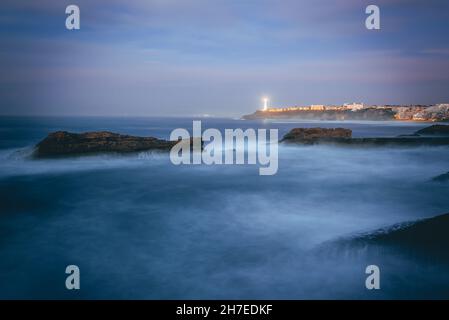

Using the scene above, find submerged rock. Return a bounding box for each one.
[432,172,449,183]
[327,213,449,261]
[34,131,180,158]
[415,124,449,136]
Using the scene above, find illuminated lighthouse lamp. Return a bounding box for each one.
[262,97,269,111]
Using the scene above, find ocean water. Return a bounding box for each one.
[0,116,448,299]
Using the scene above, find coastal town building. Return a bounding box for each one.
[344,103,365,111]
[310,104,325,111]
[255,102,449,122]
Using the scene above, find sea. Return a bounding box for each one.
[0,116,448,299]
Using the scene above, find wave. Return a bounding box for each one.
[0,146,170,178]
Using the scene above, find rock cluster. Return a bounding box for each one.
[281,128,352,143]
[34,131,179,158]
[281,126,449,146]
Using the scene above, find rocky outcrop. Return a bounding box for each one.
[415,124,449,136]
[281,128,352,143]
[34,131,183,158]
[281,127,449,146]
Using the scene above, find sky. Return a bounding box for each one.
[1,0,449,117]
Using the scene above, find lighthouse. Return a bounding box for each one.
[262,97,269,111]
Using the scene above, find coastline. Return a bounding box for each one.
[242,104,449,122]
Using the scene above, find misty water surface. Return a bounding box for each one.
[0,117,448,299]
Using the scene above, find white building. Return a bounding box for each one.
[344,103,365,111]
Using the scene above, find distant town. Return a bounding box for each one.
[243,102,449,122]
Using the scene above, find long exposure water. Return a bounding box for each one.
[1,116,448,299]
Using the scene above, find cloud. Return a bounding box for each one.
[1,0,448,116]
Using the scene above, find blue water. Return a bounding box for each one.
[1,116,449,299]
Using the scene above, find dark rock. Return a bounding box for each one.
[432,172,449,183]
[415,124,449,136]
[340,213,449,258]
[281,128,352,143]
[281,127,449,146]
[34,131,186,158]
[326,213,449,261]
